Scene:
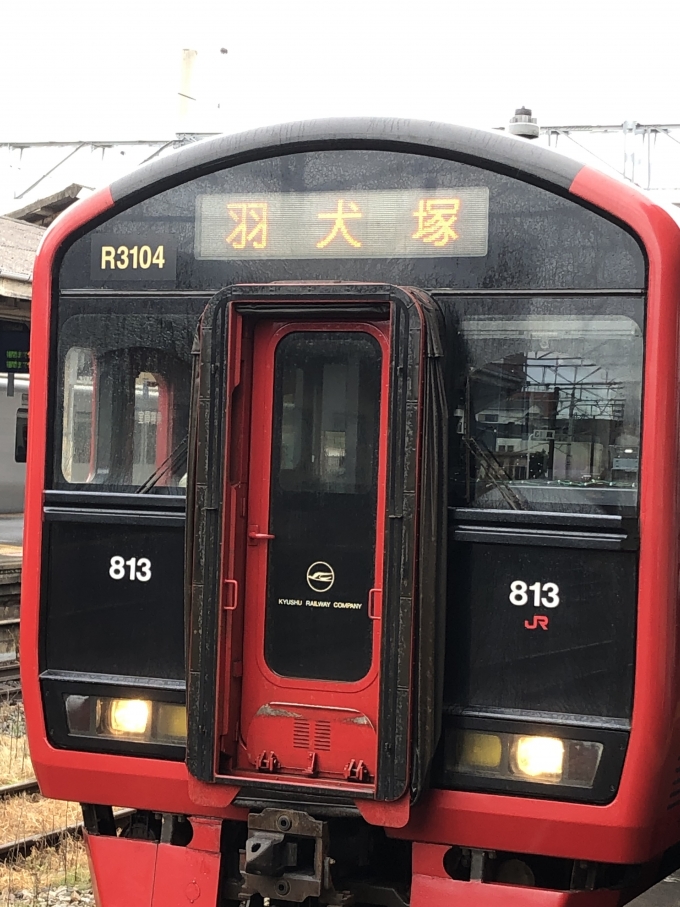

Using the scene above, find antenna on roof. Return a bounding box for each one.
[508,107,540,140]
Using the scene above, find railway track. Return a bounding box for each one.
[0,671,22,700]
[0,809,136,861]
[0,775,135,861]
[0,551,22,696]
[0,778,39,799]
[0,618,21,695]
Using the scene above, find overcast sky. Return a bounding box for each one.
[1,0,679,141]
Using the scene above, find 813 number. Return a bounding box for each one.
[509,580,560,608]
[109,556,152,582]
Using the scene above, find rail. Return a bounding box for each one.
[0,807,135,861]
[0,778,39,799]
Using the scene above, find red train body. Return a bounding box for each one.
[20,119,680,906]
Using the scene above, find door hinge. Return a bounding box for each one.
[256,751,280,773]
[344,759,371,783]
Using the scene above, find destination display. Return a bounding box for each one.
[0,321,29,372]
[194,188,489,260]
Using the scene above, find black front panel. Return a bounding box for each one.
[43,516,185,679]
[49,124,647,784]
[264,331,381,682]
[60,149,644,292]
[445,532,636,720]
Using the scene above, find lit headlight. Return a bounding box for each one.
[65,695,186,746]
[512,736,564,781]
[451,730,603,789]
[107,699,150,736]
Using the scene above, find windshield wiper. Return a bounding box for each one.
[135,436,188,495]
[463,435,526,511]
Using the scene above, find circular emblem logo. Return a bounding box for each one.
[306,561,335,593]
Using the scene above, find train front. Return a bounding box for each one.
[20,120,680,907]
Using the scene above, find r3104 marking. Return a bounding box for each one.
[100,245,166,270]
[109,556,152,582]
[509,580,560,608]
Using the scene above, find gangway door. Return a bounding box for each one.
[186,284,447,812]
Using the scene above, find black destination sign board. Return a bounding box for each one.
[195,188,489,260]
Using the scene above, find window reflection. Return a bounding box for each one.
[133,372,160,484]
[266,330,381,682]
[277,332,380,495]
[62,348,95,484]
[452,312,643,515]
[57,311,196,493]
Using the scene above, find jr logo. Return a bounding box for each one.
[524,615,550,631]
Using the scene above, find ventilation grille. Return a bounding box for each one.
[293,719,310,749]
[314,720,332,751]
[293,718,332,751]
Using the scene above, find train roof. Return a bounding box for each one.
[109,118,585,207]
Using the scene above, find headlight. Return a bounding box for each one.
[452,730,603,789]
[107,699,150,736]
[512,736,564,781]
[65,695,186,745]
[156,703,188,740]
[459,732,503,769]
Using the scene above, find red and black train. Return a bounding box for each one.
[20,119,680,906]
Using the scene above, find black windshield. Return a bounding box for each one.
[52,297,204,494]
[444,296,644,517]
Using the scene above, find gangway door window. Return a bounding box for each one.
[266,331,382,682]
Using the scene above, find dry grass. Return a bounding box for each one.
[0,701,91,903]
[0,835,91,905]
[0,795,82,850]
[0,721,33,786]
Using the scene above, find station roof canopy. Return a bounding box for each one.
[0,216,45,318]
[5,183,90,227]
